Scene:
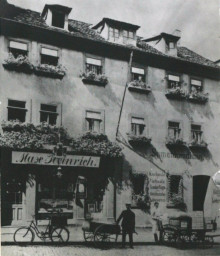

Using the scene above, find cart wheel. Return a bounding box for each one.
[94,224,117,248]
[162,228,177,245]
[83,230,94,243]
[203,236,214,249]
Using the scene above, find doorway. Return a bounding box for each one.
[193,175,210,211]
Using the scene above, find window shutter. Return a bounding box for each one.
[9,41,28,51]
[86,111,101,120]
[191,79,202,86]
[131,67,145,75]
[86,58,102,66]
[168,75,180,82]
[41,47,58,57]
[131,117,145,125]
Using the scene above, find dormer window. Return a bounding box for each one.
[9,41,28,58]
[52,11,65,29]
[109,27,119,40]
[123,30,134,39]
[168,42,175,50]
[41,47,59,66]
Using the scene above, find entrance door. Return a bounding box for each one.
[193,175,210,211]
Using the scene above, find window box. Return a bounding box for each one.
[165,87,186,100]
[166,136,186,148]
[127,134,151,146]
[34,64,66,79]
[3,53,33,74]
[128,80,151,94]
[81,71,108,86]
[189,139,208,150]
[187,92,209,104]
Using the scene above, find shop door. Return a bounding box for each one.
[193,175,210,211]
[2,179,24,226]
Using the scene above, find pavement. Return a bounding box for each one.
[1,225,220,245]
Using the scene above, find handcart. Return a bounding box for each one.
[82,220,121,247]
[160,213,216,249]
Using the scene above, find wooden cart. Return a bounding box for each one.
[161,215,215,248]
[82,221,121,247]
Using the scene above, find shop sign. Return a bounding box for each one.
[148,171,166,202]
[12,151,100,168]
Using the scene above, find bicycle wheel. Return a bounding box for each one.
[14,227,34,245]
[50,227,69,243]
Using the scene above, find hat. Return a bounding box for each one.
[125,202,131,206]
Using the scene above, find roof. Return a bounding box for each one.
[42,4,72,17]
[143,32,180,43]
[92,17,140,31]
[0,2,219,70]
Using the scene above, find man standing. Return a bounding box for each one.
[151,201,162,243]
[116,203,135,248]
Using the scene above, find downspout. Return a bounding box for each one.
[114,50,133,220]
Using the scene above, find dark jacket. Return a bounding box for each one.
[117,209,135,232]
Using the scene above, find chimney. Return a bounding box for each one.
[172,29,181,46]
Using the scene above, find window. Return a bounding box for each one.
[86,111,102,133]
[7,99,27,122]
[191,124,203,143]
[40,104,58,125]
[131,67,145,82]
[41,47,59,66]
[52,11,65,29]
[167,74,181,88]
[190,79,203,93]
[86,57,102,75]
[109,27,119,39]
[9,41,28,58]
[123,30,134,39]
[5,179,23,204]
[168,121,181,140]
[169,42,175,49]
[168,175,183,201]
[131,117,145,136]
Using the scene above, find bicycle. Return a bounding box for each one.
[13,208,69,245]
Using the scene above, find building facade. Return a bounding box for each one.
[1,1,220,227]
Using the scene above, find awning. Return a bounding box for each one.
[86,57,101,66]
[41,47,58,57]
[9,41,28,51]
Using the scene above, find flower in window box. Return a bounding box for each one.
[165,87,186,100]
[189,139,208,149]
[166,136,186,146]
[188,91,209,103]
[34,64,66,79]
[129,80,151,90]
[127,134,152,146]
[3,53,34,73]
[80,71,108,85]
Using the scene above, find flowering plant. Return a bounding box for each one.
[166,136,185,145]
[129,80,151,90]
[189,139,208,148]
[166,87,186,97]
[34,64,66,77]
[168,194,187,211]
[188,91,209,103]
[3,53,34,73]
[80,71,108,84]
[127,134,151,146]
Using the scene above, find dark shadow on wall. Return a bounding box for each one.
[165,144,192,165]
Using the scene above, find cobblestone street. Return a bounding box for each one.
[2,245,220,256]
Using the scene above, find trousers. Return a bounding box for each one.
[122,230,133,247]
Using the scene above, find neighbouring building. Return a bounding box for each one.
[0,1,220,228]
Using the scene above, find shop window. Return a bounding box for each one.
[109,27,119,40]
[85,57,102,75]
[9,41,28,58]
[40,104,58,125]
[191,124,203,144]
[86,110,102,133]
[131,67,145,82]
[41,47,59,66]
[7,99,27,122]
[38,178,74,210]
[131,117,145,136]
[5,180,23,204]
[168,175,183,201]
[190,79,203,93]
[167,74,181,89]
[168,121,181,140]
[52,11,65,29]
